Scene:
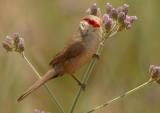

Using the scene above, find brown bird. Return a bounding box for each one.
[17,15,101,102]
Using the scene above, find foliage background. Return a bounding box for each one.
[0,0,160,113]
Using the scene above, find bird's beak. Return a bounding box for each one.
[80,21,89,31]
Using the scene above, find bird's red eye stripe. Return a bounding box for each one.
[83,18,101,28]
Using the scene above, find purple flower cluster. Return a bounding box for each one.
[2,33,24,53]
[85,3,137,32]
[103,3,137,31]
[33,109,51,113]
[149,65,160,84]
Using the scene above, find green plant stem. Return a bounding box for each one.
[69,26,118,113]
[21,52,65,113]
[86,78,154,113]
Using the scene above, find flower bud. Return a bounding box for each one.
[2,36,14,51]
[13,32,20,44]
[103,14,110,22]
[128,16,138,24]
[18,38,24,53]
[117,4,129,14]
[103,14,113,32]
[118,12,126,23]
[124,15,138,29]
[124,19,131,29]
[121,4,129,14]
[86,3,100,16]
[110,8,118,19]
[90,3,98,15]
[149,65,160,84]
[106,3,113,14]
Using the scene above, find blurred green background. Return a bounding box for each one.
[0,0,160,113]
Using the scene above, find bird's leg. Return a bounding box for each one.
[71,74,86,90]
[92,53,100,59]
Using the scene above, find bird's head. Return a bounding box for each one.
[79,15,101,34]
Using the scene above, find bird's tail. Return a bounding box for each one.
[17,68,58,102]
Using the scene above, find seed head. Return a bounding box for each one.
[2,33,25,53]
[124,15,138,29]
[86,3,101,16]
[121,4,129,14]
[105,3,113,14]
[117,4,129,14]
[149,65,160,84]
[18,38,25,53]
[13,32,20,44]
[103,14,113,32]
[118,12,126,23]
[110,8,118,19]
[2,36,14,52]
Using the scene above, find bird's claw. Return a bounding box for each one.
[92,53,100,59]
[79,83,86,91]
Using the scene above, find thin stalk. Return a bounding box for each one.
[86,78,154,113]
[21,52,65,113]
[69,24,118,113]
[69,56,98,113]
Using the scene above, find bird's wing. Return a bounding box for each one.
[49,38,85,66]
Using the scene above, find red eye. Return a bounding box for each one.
[83,17,101,28]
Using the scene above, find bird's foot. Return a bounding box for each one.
[78,83,86,91]
[92,53,100,59]
[70,74,86,91]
